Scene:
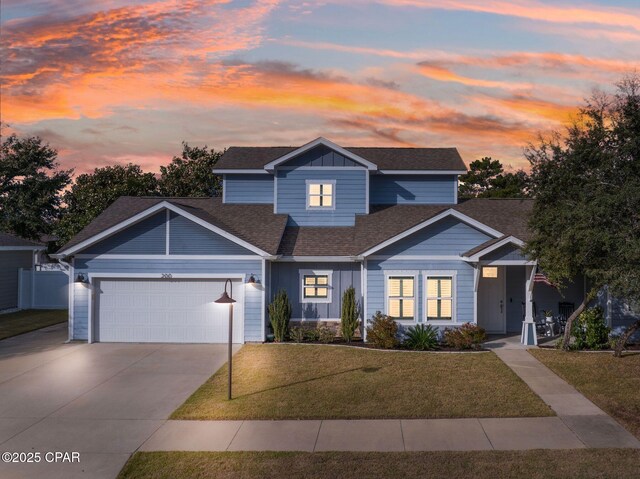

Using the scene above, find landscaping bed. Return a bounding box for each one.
[172,344,552,420]
[118,450,640,479]
[530,349,640,438]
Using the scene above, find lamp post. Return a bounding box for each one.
[215,279,236,400]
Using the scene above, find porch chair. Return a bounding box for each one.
[557,302,575,334]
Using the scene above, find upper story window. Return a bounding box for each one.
[306,180,335,210]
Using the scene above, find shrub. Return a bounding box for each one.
[403,324,439,351]
[289,326,306,343]
[366,312,398,349]
[268,289,292,342]
[316,324,335,344]
[443,323,486,350]
[571,306,610,350]
[340,286,360,342]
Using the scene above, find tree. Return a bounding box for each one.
[0,132,72,240]
[56,164,158,246]
[340,286,360,342]
[524,74,640,355]
[158,142,222,197]
[459,157,529,198]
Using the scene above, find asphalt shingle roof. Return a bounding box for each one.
[58,197,533,258]
[216,146,466,171]
[0,232,44,248]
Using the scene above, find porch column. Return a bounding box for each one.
[521,264,537,345]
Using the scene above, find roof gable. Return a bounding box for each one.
[263,138,377,171]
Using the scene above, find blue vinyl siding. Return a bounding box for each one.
[71,258,263,341]
[370,175,456,204]
[82,212,166,255]
[168,212,253,255]
[276,169,367,226]
[482,244,527,261]
[270,262,361,320]
[224,174,273,204]
[366,259,474,325]
[283,145,362,168]
[376,217,492,256]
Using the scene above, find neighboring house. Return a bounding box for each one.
[0,233,45,311]
[54,137,618,344]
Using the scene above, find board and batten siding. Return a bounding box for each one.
[0,250,34,310]
[482,244,527,262]
[366,258,475,325]
[375,217,492,257]
[72,258,263,342]
[224,174,274,204]
[276,169,367,226]
[270,262,361,320]
[168,212,253,255]
[282,145,362,168]
[82,212,166,255]
[370,175,457,205]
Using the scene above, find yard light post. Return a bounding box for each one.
[215,279,236,400]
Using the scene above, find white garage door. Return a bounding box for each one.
[94,278,244,343]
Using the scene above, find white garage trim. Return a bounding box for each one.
[87,273,245,343]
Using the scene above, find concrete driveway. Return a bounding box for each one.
[0,322,235,479]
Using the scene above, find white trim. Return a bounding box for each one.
[57,201,271,257]
[212,169,270,174]
[278,166,366,171]
[377,170,466,175]
[454,177,458,204]
[365,170,370,215]
[361,209,503,257]
[463,235,525,262]
[88,273,244,280]
[264,137,378,171]
[69,258,74,340]
[273,174,278,214]
[261,258,266,342]
[222,175,226,204]
[0,246,45,251]
[482,260,536,266]
[423,270,457,323]
[384,270,418,323]
[361,260,367,340]
[291,317,341,322]
[277,256,360,262]
[74,254,260,260]
[299,269,333,304]
[473,265,479,324]
[305,179,336,211]
[477,265,507,334]
[165,209,170,255]
[368,255,462,261]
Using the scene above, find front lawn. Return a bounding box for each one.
[530,350,640,438]
[0,309,67,340]
[172,344,552,420]
[118,450,640,479]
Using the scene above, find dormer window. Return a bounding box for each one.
[306,180,335,210]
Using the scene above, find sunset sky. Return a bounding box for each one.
[2,0,639,174]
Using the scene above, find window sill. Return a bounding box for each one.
[301,299,332,304]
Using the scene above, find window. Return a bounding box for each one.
[426,276,453,321]
[482,266,498,278]
[307,181,334,209]
[303,275,329,299]
[387,276,415,320]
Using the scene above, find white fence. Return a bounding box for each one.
[19,269,68,310]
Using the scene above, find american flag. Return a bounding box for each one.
[534,273,554,287]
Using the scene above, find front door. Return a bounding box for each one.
[478,265,506,333]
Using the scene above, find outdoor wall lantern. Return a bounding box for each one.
[215,279,236,400]
[247,274,256,286]
[75,273,88,284]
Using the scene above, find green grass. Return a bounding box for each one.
[0,309,67,340]
[118,450,640,479]
[172,344,552,420]
[530,349,640,438]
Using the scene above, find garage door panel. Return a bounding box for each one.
[95,279,244,343]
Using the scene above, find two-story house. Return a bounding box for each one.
[55,137,589,344]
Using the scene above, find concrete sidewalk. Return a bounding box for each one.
[140,417,587,452]
[494,349,640,449]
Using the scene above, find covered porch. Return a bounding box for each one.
[466,237,586,345]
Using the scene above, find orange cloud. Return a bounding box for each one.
[417,63,532,90]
